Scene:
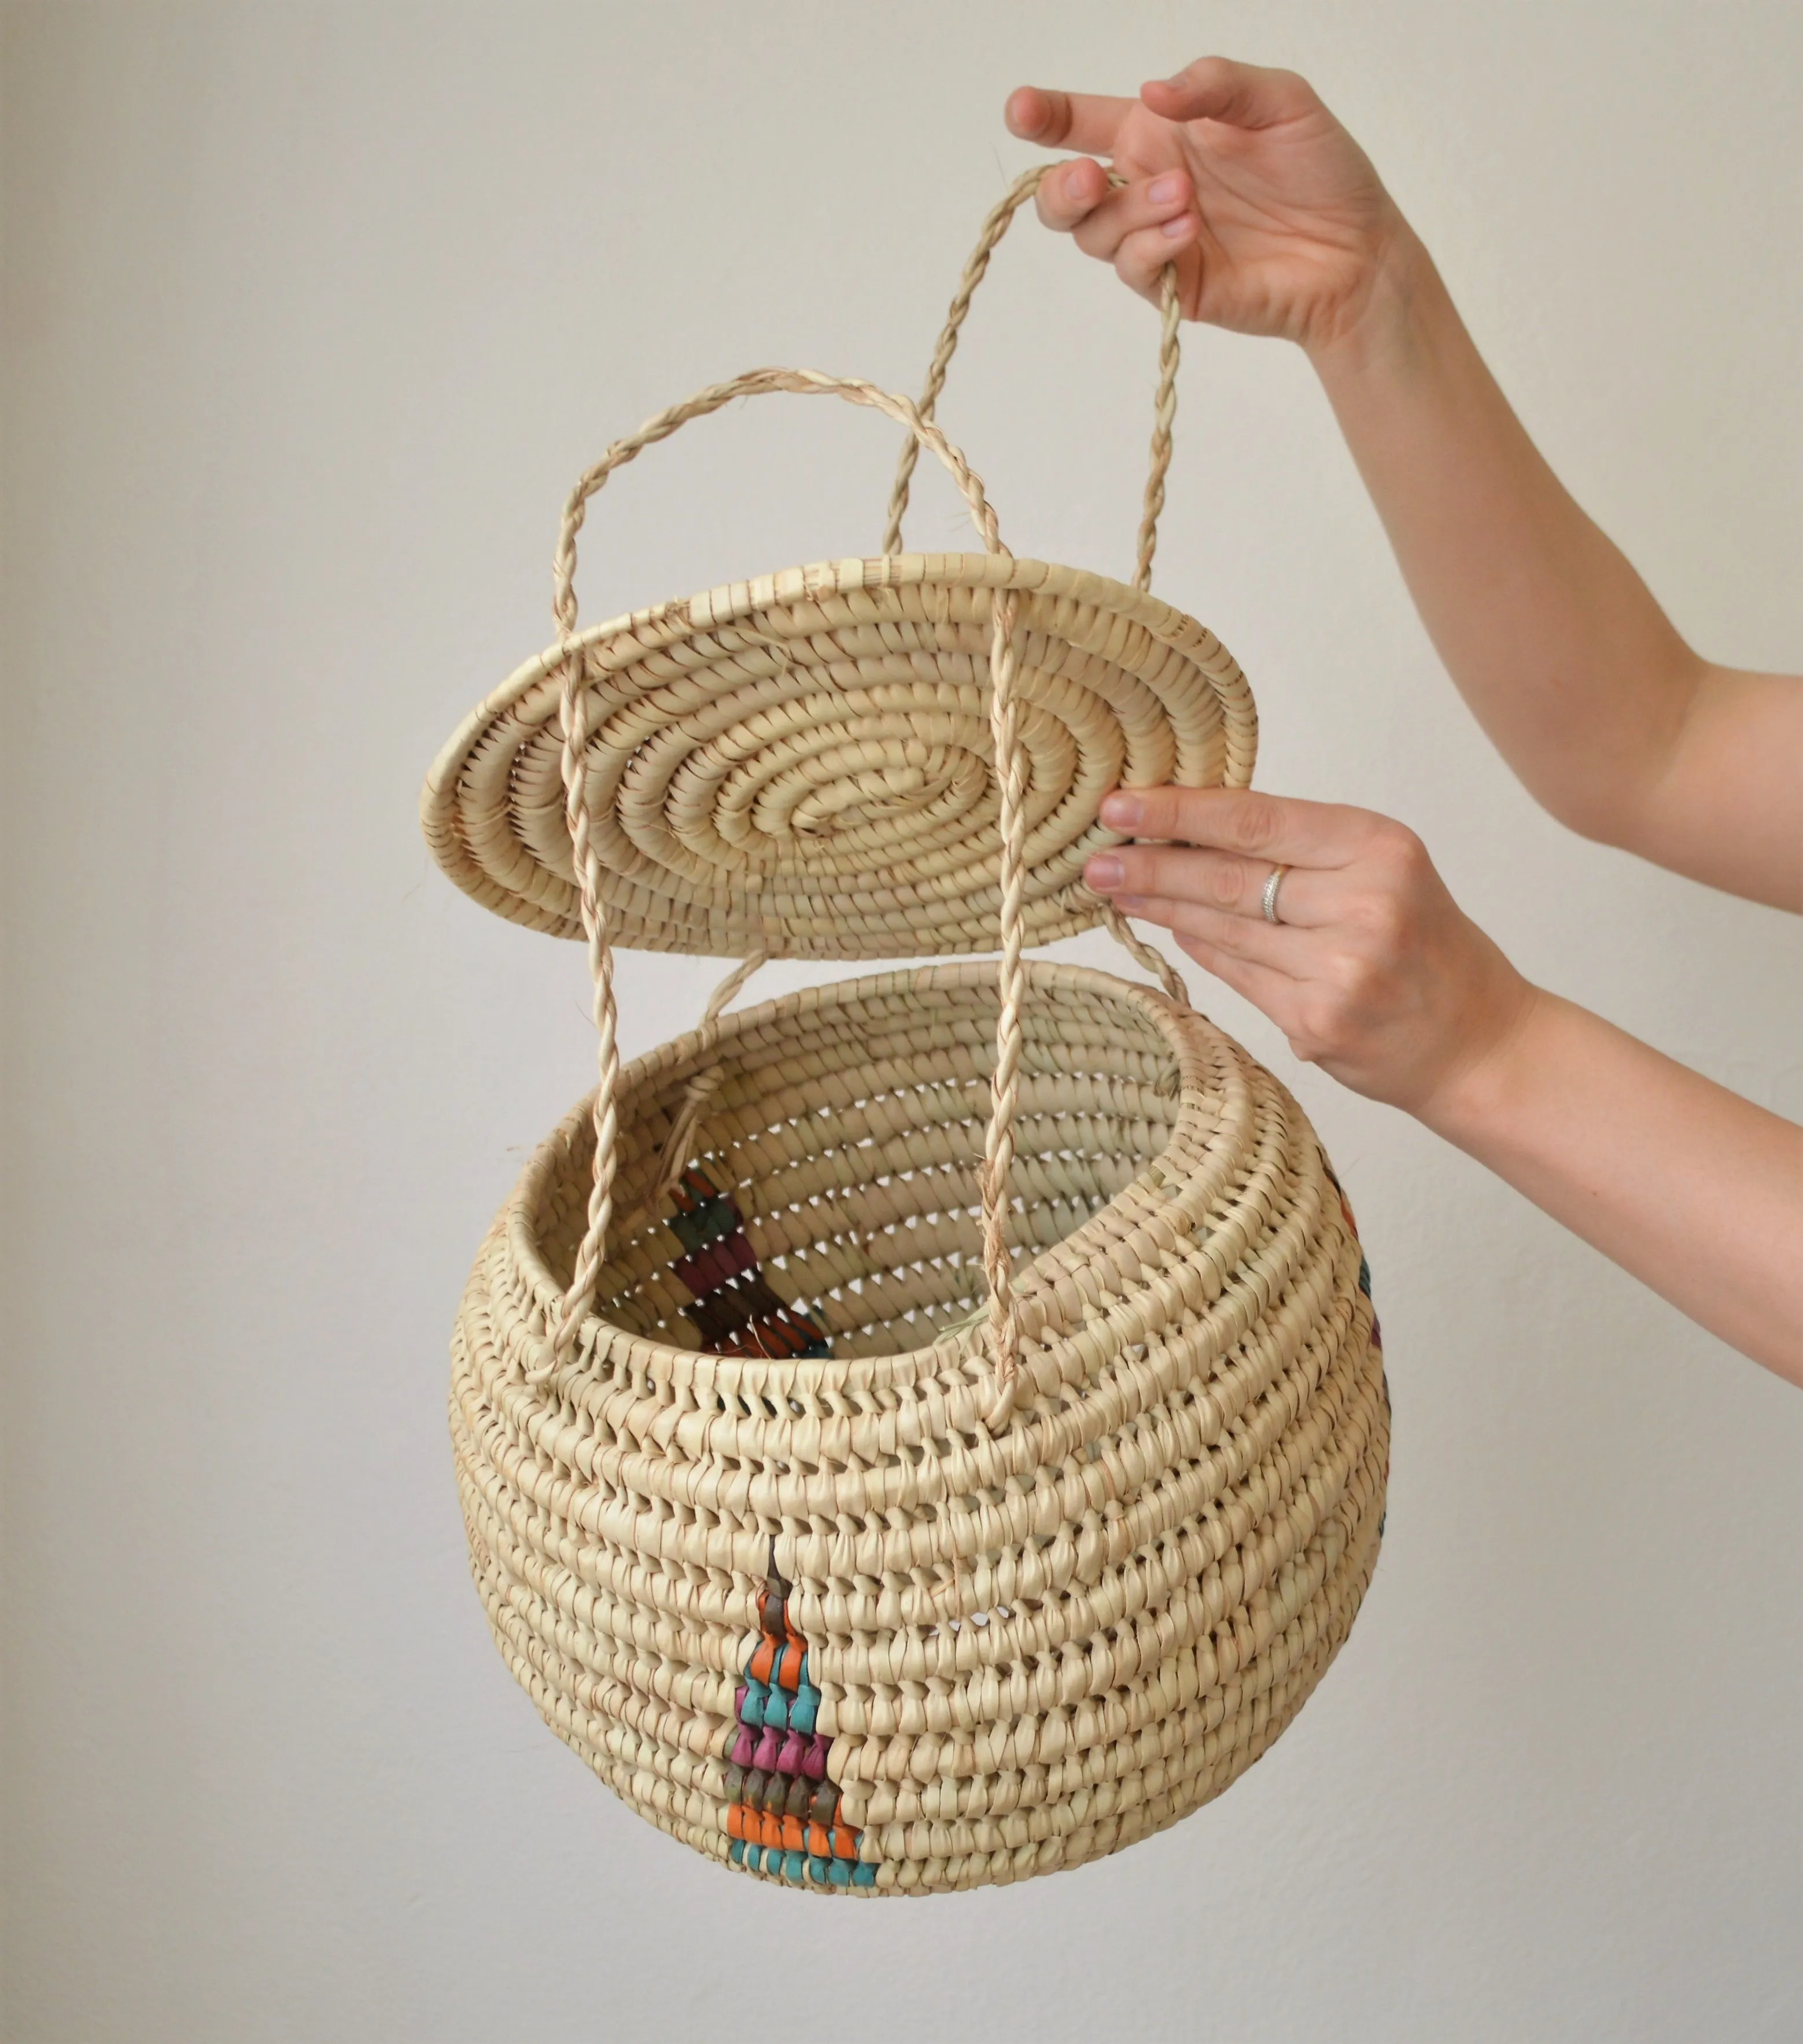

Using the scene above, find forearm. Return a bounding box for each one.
[1309,229,1704,846]
[1421,987,1803,1383]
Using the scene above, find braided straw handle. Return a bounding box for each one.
[547,368,1032,1430]
[883,164,1182,593]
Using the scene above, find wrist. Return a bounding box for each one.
[1303,216,1447,385]
[1413,976,1555,1152]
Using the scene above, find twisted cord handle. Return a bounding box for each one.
[645,950,767,1210]
[1101,905,1190,1008]
[542,368,1029,1432]
[882,163,1182,595]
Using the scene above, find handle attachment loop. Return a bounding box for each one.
[646,950,766,1211]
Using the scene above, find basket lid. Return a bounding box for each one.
[421,167,1257,963]
[422,547,1253,961]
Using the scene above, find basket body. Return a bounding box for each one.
[451,958,1388,1895]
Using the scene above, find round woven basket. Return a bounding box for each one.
[453,958,1387,1894]
[430,169,1388,1895]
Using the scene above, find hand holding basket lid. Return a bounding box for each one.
[426,167,1388,1895]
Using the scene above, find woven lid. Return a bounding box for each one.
[423,551,1252,960]
[422,168,1257,962]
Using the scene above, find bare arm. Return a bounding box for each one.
[1311,239,1803,907]
[1008,61,1803,909]
[1428,988,1803,1372]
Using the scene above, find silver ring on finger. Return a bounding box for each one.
[1261,864,1290,925]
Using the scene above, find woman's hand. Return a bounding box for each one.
[1085,786,1537,1123]
[1005,58,1409,352]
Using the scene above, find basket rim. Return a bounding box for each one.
[504,954,1230,1400]
[420,549,1256,950]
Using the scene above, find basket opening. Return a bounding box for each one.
[533,968,1194,1366]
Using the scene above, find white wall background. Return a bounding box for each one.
[4,5,1800,2039]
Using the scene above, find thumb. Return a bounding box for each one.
[1141,57,1315,130]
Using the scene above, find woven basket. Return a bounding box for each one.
[429,169,1388,1895]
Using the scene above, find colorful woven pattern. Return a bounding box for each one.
[667,1167,831,1360]
[727,1555,876,1889]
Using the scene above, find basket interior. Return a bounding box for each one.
[533,969,1197,1363]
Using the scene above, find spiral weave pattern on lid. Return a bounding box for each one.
[450,961,1389,1895]
[422,554,1255,960]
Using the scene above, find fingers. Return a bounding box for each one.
[1057,171,1197,259]
[1005,85,1135,157]
[1173,932,1303,1024]
[1140,57,1315,131]
[1024,161,1199,301]
[1089,844,1327,925]
[1098,786,1509,1116]
[1111,892,1304,972]
[1100,785,1382,869]
[1034,156,1111,229]
[1005,82,1205,303]
[1113,219,1197,298]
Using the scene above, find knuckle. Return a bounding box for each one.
[1371,818,1429,877]
[1115,233,1157,286]
[1203,855,1247,910]
[1297,992,1355,1063]
[1038,184,1082,231]
[1348,886,1407,952]
[1332,946,1388,1012]
[1395,827,1432,877]
[1292,1009,1336,1063]
[1042,158,1098,225]
[1230,794,1282,853]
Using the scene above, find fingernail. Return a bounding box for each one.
[1100,792,1142,828]
[1085,854,1124,889]
[1160,214,1191,238]
[1148,173,1185,204]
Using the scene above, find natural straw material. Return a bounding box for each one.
[430,167,1388,1894]
[450,958,1388,1894]
[421,172,1249,966]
